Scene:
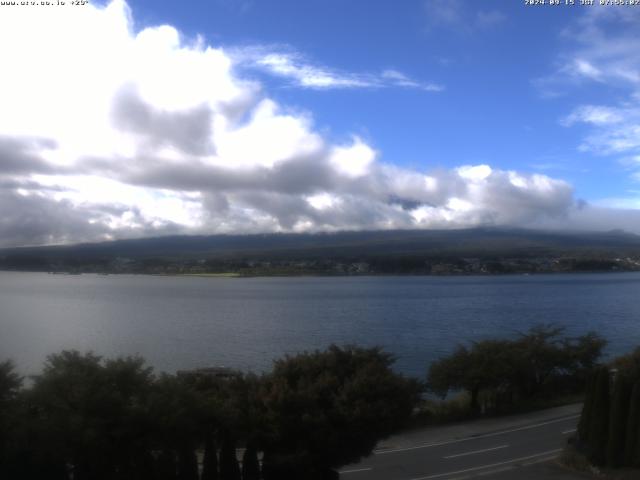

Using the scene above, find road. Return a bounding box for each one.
[339,404,585,480]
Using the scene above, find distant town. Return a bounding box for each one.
[2,228,640,276]
[23,256,640,276]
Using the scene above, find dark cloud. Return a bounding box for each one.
[0,179,67,192]
[475,171,574,225]
[387,195,424,211]
[0,190,109,247]
[111,84,216,156]
[0,184,184,247]
[96,152,338,195]
[0,136,59,175]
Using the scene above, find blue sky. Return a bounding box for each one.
[125,0,635,202]
[0,0,639,245]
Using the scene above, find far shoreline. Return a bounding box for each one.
[2,269,640,279]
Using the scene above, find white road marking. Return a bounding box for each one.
[522,455,559,466]
[375,415,579,455]
[562,429,577,435]
[409,448,563,480]
[339,467,373,474]
[477,466,515,476]
[444,445,509,459]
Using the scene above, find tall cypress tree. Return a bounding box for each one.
[156,450,178,480]
[588,366,610,465]
[241,442,260,480]
[177,446,199,480]
[202,433,219,480]
[219,435,241,480]
[625,382,640,467]
[606,374,631,467]
[578,372,596,444]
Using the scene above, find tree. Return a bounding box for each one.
[625,382,640,467]
[147,373,209,480]
[178,447,199,480]
[30,351,112,480]
[587,366,610,465]
[261,345,421,478]
[512,324,568,397]
[428,340,518,413]
[428,325,607,415]
[0,360,24,479]
[611,347,640,381]
[241,442,260,480]
[577,372,596,443]
[565,332,608,373]
[102,355,156,478]
[27,350,155,480]
[0,360,22,403]
[201,433,219,480]
[427,345,471,400]
[606,373,632,467]
[156,450,178,480]
[219,433,242,480]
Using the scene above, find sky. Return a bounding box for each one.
[1,0,640,247]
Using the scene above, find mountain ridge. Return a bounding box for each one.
[2,227,640,266]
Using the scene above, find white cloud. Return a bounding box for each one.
[564,104,640,158]
[0,0,614,247]
[381,70,445,92]
[424,0,506,33]
[547,7,640,185]
[561,105,625,126]
[566,59,604,82]
[456,165,492,182]
[231,47,444,92]
[534,7,640,97]
[214,99,323,169]
[253,52,373,89]
[329,138,376,178]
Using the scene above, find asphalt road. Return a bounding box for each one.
[339,405,582,480]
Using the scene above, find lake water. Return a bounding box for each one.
[1,272,639,378]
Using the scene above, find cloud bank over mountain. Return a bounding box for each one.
[0,1,632,247]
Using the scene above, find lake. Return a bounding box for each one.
[1,271,639,378]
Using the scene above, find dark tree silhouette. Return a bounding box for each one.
[241,442,260,480]
[261,345,421,478]
[0,361,25,479]
[219,434,241,480]
[28,351,154,480]
[428,325,606,414]
[156,450,178,480]
[578,373,596,443]
[606,373,632,467]
[587,366,611,465]
[428,341,515,413]
[201,433,219,480]
[624,382,640,467]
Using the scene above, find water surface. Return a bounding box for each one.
[1,272,638,377]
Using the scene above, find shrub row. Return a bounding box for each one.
[0,346,421,480]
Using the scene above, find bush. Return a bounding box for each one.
[260,345,422,476]
[561,444,599,475]
[427,324,606,415]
